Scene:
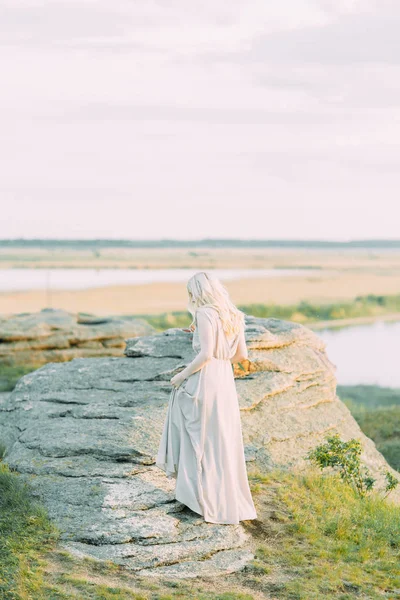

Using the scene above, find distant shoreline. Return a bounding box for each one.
[1,246,400,319]
[309,312,400,330]
[2,238,400,249]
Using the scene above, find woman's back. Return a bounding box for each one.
[193,305,242,361]
[156,274,257,524]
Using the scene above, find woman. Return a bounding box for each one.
[156,271,257,525]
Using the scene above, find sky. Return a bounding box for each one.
[1,0,399,240]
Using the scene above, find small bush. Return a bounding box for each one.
[306,433,399,498]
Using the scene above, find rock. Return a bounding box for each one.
[0,315,399,578]
[0,308,155,371]
[0,392,10,406]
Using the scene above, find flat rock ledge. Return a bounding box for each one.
[0,308,155,368]
[1,315,398,579]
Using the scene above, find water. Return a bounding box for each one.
[317,320,400,387]
[0,267,321,292]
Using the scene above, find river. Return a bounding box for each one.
[317,320,400,387]
[0,267,321,292]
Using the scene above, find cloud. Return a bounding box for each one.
[0,0,330,51]
[46,102,358,125]
[250,6,400,65]
[0,1,129,46]
[0,0,399,239]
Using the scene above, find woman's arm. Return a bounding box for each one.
[171,310,214,387]
[230,325,248,364]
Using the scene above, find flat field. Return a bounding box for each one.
[1,246,400,315]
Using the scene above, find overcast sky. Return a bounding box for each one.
[1,0,399,240]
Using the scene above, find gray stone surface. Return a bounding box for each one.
[0,308,155,368]
[0,392,10,406]
[1,314,399,578]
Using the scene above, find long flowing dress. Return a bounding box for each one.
[155,305,257,525]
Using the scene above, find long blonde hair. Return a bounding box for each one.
[186,271,245,336]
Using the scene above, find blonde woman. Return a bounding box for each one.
[156,271,257,524]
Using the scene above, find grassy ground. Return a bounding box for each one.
[138,293,400,331]
[0,458,59,599]
[1,448,400,600]
[0,365,40,393]
[246,469,400,599]
[338,385,400,472]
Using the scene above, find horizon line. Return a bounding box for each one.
[2,237,400,246]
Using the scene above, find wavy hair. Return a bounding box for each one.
[186,271,245,336]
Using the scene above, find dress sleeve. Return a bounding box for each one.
[230,321,248,362]
[236,323,248,360]
[178,308,214,379]
[196,308,214,358]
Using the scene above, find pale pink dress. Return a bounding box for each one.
[156,305,257,524]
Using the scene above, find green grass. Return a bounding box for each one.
[338,385,400,472]
[239,293,400,323]
[351,406,400,443]
[0,449,257,598]
[51,572,254,600]
[338,385,400,410]
[247,468,400,599]
[0,364,39,392]
[134,311,193,331]
[137,293,400,331]
[2,443,400,599]
[0,461,60,599]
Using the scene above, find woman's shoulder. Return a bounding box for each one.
[195,305,218,320]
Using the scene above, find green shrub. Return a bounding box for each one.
[306,434,399,498]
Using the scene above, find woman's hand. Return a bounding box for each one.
[181,323,195,333]
[170,372,186,389]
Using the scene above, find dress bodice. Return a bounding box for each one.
[192,306,241,360]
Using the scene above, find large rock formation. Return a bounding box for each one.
[0,308,155,378]
[0,316,398,578]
